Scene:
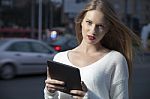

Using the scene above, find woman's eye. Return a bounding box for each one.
[98,25,105,29]
[86,21,92,25]
[98,25,104,28]
[97,25,104,31]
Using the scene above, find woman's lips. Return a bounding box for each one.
[87,35,96,40]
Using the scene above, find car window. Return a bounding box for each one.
[30,42,51,53]
[6,42,31,52]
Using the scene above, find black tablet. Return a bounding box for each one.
[47,60,82,94]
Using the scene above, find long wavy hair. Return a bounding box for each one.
[75,0,141,78]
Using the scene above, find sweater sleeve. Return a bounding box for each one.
[110,53,129,99]
[110,80,128,99]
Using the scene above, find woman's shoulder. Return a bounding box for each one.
[53,50,69,61]
[107,51,129,85]
[111,50,126,59]
[109,50,127,64]
[54,50,68,56]
[105,51,128,76]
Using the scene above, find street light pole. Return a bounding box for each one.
[50,0,53,29]
[61,0,64,24]
[38,0,42,40]
[124,0,128,24]
[31,0,35,38]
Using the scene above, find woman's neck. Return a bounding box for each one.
[76,41,104,54]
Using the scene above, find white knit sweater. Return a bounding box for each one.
[44,50,129,99]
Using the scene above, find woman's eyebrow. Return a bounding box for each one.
[86,18,92,22]
[86,18,106,27]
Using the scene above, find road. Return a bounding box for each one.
[132,63,150,99]
[0,54,150,99]
[132,53,150,99]
[0,74,46,99]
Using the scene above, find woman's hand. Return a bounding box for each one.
[45,78,65,93]
[70,81,88,99]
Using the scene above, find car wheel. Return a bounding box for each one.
[0,64,16,79]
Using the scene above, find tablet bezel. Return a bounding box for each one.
[47,60,82,93]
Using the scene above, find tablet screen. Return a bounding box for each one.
[47,60,82,93]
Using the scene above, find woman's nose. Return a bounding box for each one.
[90,25,96,35]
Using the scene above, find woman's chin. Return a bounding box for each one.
[85,39,98,45]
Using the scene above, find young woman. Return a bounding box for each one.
[44,0,141,99]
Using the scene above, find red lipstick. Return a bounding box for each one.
[87,35,96,40]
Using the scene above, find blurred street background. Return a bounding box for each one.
[0,0,150,99]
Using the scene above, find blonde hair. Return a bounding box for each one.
[75,0,141,77]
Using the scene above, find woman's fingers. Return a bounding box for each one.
[46,83,65,90]
[81,81,87,92]
[70,90,85,97]
[69,81,87,98]
[45,78,65,93]
[45,78,65,85]
[45,79,88,98]
[46,86,56,93]
[72,95,83,99]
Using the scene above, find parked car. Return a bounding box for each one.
[49,34,78,52]
[0,38,57,79]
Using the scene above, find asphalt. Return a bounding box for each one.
[132,52,150,99]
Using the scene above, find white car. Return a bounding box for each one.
[0,38,57,79]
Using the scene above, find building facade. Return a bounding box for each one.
[0,0,150,30]
[63,0,150,27]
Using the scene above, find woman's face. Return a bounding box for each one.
[81,10,109,45]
